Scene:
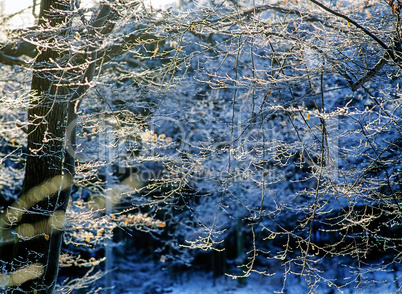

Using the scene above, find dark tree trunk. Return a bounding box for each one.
[10,1,73,293]
[1,1,110,292]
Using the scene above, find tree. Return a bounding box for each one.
[1,1,111,293]
[0,0,401,293]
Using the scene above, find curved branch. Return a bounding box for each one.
[309,0,395,61]
[0,51,26,66]
[64,4,112,176]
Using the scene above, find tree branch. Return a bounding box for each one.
[0,39,36,66]
[0,51,26,66]
[309,0,396,62]
[64,4,112,176]
[351,54,389,91]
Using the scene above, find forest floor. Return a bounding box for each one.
[108,253,402,294]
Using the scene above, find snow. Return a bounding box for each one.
[106,257,402,294]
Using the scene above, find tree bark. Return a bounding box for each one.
[10,1,73,293]
[5,1,112,292]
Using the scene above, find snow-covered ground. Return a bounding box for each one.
[110,260,401,294]
[101,247,402,294]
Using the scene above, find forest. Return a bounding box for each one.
[0,0,401,293]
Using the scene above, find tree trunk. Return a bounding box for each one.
[10,1,73,293]
[0,1,110,292]
[6,1,111,292]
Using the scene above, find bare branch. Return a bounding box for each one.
[0,51,26,66]
[309,0,395,61]
[351,54,389,91]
